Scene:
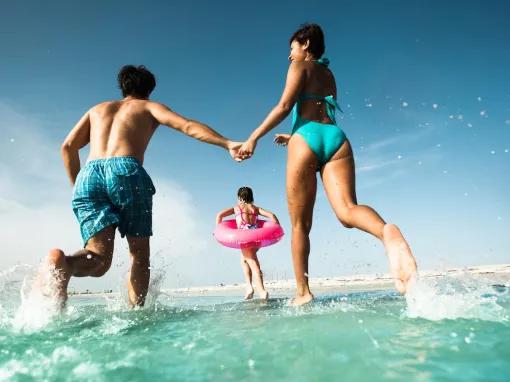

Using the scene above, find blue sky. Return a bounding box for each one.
[0,0,509,290]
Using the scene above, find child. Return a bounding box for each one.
[216,187,279,300]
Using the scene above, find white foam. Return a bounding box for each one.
[12,263,65,332]
[72,362,103,380]
[405,274,508,322]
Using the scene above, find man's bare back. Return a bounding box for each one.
[87,98,159,163]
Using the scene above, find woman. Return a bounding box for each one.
[238,24,417,305]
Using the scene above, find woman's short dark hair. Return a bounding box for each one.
[117,65,156,98]
[289,23,325,59]
[237,187,254,203]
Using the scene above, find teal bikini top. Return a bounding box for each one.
[291,58,343,129]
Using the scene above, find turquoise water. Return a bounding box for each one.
[1,270,509,381]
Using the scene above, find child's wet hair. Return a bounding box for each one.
[237,187,254,203]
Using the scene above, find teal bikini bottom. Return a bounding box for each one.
[292,118,347,169]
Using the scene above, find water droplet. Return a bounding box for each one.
[449,115,454,119]
[490,150,496,154]
[248,359,255,369]
[450,332,458,337]
[432,103,438,109]
[436,143,442,148]
[120,187,124,190]
[467,123,473,128]
[397,155,402,159]
[358,319,363,324]
[443,170,448,174]
[480,110,487,117]
[464,192,468,197]
[365,103,373,108]
[9,138,15,142]
[464,337,471,344]
[418,161,422,165]
[504,149,508,153]
[477,96,482,101]
[402,101,408,107]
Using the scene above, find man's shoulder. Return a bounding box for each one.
[89,100,119,112]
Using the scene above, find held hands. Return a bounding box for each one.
[231,133,289,162]
[236,139,257,162]
[227,141,243,161]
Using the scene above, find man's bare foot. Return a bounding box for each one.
[43,248,71,305]
[290,292,314,306]
[383,224,418,294]
[244,288,254,300]
[259,290,269,300]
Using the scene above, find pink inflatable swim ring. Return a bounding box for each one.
[214,219,284,249]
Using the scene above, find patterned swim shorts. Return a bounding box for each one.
[72,156,156,246]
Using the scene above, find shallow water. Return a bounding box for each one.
[1,271,509,381]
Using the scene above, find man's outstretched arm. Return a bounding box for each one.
[147,102,241,158]
[61,110,91,186]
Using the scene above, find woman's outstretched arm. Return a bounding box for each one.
[238,63,305,159]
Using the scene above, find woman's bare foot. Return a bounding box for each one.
[290,292,314,306]
[244,288,254,300]
[259,290,269,300]
[383,224,418,294]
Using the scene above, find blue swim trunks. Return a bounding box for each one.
[72,156,156,246]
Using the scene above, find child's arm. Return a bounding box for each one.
[216,207,235,224]
[258,207,280,224]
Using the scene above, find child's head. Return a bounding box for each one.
[237,187,254,203]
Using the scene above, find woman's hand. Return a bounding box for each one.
[238,139,257,161]
[273,133,291,147]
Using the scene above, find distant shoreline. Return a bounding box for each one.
[68,263,510,297]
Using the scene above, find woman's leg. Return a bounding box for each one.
[286,135,319,305]
[240,253,254,299]
[320,140,417,293]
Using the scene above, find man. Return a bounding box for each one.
[43,65,240,306]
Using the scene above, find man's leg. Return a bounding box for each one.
[43,226,116,303]
[126,236,150,307]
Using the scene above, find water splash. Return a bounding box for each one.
[12,262,67,332]
[104,267,166,312]
[404,273,508,322]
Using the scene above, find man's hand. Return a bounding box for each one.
[227,141,243,161]
[273,133,291,147]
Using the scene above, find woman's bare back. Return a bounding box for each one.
[298,61,337,124]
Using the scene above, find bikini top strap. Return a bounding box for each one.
[317,57,330,67]
[236,204,257,223]
[291,58,343,127]
[296,94,343,124]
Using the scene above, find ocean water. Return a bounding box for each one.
[0,268,509,381]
